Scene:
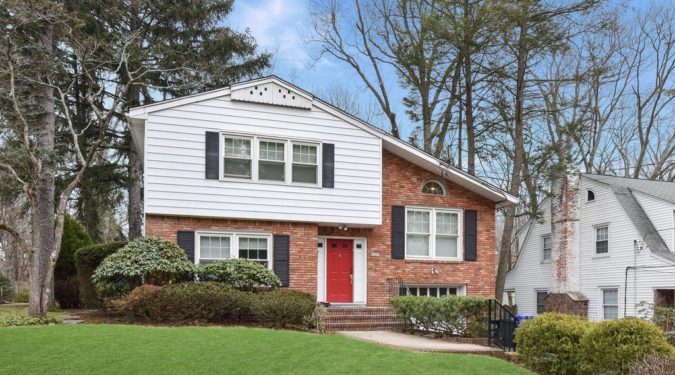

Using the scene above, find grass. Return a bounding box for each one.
[0,325,533,375]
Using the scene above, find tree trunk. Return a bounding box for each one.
[28,23,56,318]
[127,138,143,240]
[464,52,475,175]
[495,15,527,303]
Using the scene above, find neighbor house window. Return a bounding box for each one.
[258,140,285,181]
[595,225,609,254]
[542,235,552,261]
[292,143,318,184]
[536,290,548,314]
[587,190,595,202]
[602,288,619,320]
[406,208,461,259]
[401,285,463,297]
[197,232,272,269]
[223,136,252,178]
[422,181,445,195]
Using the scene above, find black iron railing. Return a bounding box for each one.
[487,299,517,352]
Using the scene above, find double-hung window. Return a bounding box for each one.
[405,208,461,259]
[595,225,609,255]
[223,136,252,178]
[542,235,552,261]
[258,140,285,181]
[292,143,318,184]
[197,232,272,269]
[536,290,548,314]
[602,288,619,320]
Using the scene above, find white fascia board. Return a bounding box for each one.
[127,87,232,119]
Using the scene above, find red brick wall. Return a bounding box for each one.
[146,150,497,306]
[320,150,496,305]
[145,216,318,296]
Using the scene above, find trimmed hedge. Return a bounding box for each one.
[55,216,94,308]
[390,295,487,337]
[74,241,127,307]
[515,313,591,375]
[126,282,316,327]
[578,318,674,375]
[93,237,195,296]
[197,259,281,291]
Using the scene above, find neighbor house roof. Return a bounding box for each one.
[128,76,518,208]
[583,174,675,263]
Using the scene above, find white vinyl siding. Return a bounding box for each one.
[196,231,272,269]
[601,288,619,320]
[405,208,461,260]
[143,94,382,225]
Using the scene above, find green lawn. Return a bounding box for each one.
[0,325,532,375]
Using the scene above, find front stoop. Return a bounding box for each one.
[322,306,405,332]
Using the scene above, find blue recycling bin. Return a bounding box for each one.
[515,313,536,328]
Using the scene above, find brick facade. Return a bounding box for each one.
[146,150,497,306]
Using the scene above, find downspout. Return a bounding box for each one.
[624,266,633,318]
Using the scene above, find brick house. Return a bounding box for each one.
[128,76,517,307]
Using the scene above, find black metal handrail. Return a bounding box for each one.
[486,299,517,352]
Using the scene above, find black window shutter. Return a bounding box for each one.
[391,206,405,259]
[322,143,335,188]
[205,131,219,179]
[464,210,478,261]
[273,235,290,287]
[176,231,195,262]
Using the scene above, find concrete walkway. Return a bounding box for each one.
[338,331,500,353]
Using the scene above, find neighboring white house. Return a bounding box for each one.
[505,174,675,321]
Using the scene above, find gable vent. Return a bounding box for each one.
[231,81,312,109]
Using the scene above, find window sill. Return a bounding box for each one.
[541,260,552,264]
[404,258,464,264]
[217,177,322,188]
[592,253,610,259]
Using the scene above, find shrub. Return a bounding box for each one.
[0,314,58,327]
[132,282,251,323]
[578,318,674,375]
[93,237,195,296]
[250,289,316,327]
[629,354,675,375]
[124,284,163,319]
[197,259,281,291]
[0,273,12,302]
[390,295,487,337]
[665,331,675,347]
[15,290,29,303]
[55,216,94,308]
[515,313,590,375]
[75,241,127,307]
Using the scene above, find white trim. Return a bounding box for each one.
[195,230,273,270]
[404,206,463,260]
[317,236,368,305]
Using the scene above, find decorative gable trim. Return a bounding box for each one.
[231,80,312,109]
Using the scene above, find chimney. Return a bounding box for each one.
[545,168,588,316]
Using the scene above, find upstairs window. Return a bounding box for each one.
[258,140,285,181]
[292,143,318,184]
[542,234,552,261]
[422,181,445,195]
[587,190,595,202]
[595,225,609,254]
[223,137,252,178]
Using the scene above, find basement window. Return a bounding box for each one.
[400,285,465,297]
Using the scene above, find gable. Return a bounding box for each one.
[231,80,312,109]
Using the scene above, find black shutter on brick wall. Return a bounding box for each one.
[205,131,220,179]
[273,235,290,287]
[464,210,477,261]
[322,143,335,188]
[176,231,195,262]
[391,206,405,259]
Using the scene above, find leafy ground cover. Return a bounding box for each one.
[0,325,533,375]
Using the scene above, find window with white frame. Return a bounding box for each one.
[258,140,285,181]
[196,232,272,269]
[542,234,552,261]
[223,136,252,178]
[536,290,548,314]
[405,208,461,259]
[595,225,609,254]
[602,288,619,320]
[401,285,464,297]
[292,143,318,184]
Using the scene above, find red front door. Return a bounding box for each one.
[326,238,353,303]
